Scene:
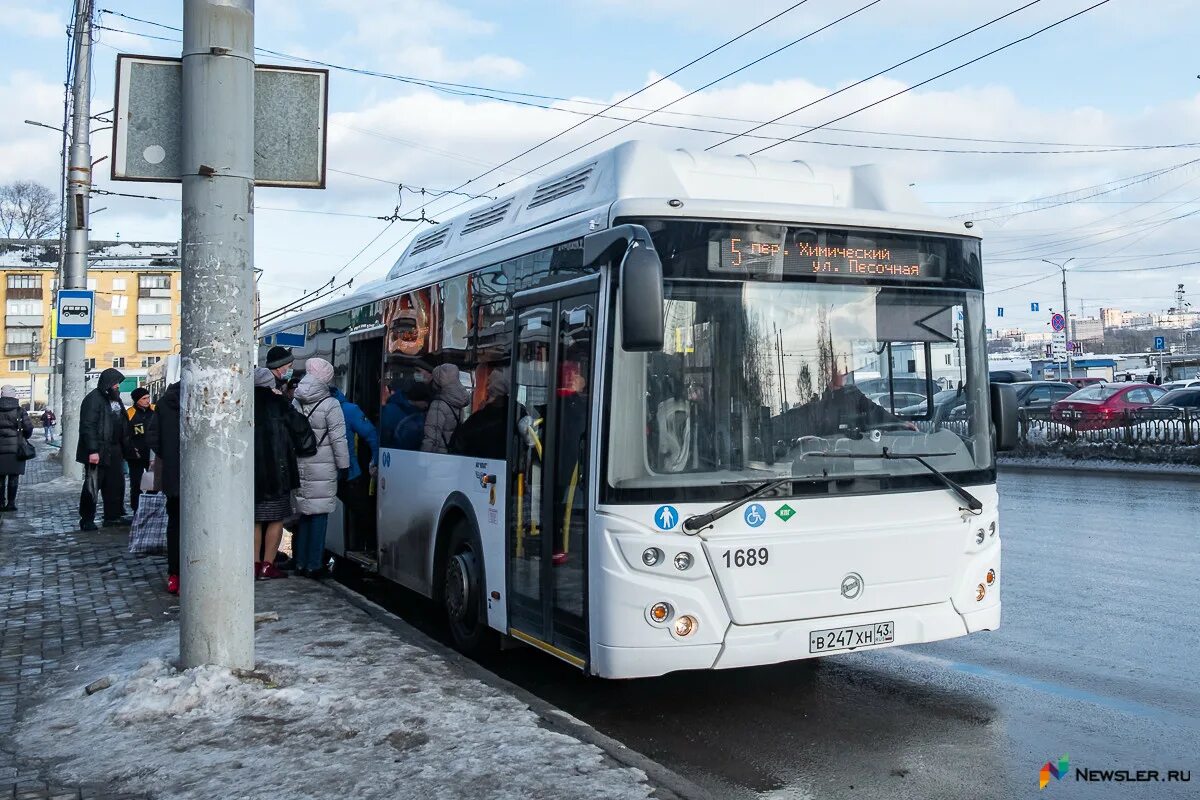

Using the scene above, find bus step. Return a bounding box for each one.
[343,551,379,572]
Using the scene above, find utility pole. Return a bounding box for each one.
[59,0,94,479]
[1043,258,1074,379]
[179,0,256,670]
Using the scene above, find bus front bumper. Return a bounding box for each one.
[591,600,1000,678]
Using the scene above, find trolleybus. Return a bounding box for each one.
[260,141,1018,678]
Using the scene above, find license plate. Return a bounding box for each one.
[809,621,895,653]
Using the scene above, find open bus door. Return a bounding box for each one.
[507,277,598,668]
[332,328,384,570]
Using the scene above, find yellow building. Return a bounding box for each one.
[1,238,180,408]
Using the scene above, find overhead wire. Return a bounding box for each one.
[96,8,1198,154]
[706,0,1042,152]
[747,0,1114,156]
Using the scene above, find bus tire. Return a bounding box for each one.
[441,519,496,656]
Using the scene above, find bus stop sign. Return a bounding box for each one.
[56,289,95,339]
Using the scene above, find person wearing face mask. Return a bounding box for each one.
[76,368,131,530]
[265,346,295,391]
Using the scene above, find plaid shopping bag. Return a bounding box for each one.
[129,493,168,555]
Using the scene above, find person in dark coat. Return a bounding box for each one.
[40,407,56,443]
[253,367,300,580]
[76,367,130,530]
[380,380,432,450]
[452,369,511,460]
[125,387,155,512]
[0,386,34,511]
[146,381,181,595]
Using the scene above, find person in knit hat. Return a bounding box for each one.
[76,368,130,529]
[265,346,294,390]
[125,386,155,512]
[290,358,349,578]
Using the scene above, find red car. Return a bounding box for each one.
[1051,383,1168,430]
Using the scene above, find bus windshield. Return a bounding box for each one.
[605,277,991,501]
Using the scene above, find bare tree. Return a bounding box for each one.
[0,180,61,240]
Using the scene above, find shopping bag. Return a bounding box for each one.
[140,467,157,493]
[129,493,167,555]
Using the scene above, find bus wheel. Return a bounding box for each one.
[443,521,495,656]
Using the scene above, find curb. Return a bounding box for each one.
[998,460,1200,480]
[325,580,713,800]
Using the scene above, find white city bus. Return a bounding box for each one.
[260,141,1017,679]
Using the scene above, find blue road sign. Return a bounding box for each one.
[996,307,1004,318]
[1031,302,1040,312]
[1154,336,1166,351]
[653,505,679,531]
[744,503,766,528]
[274,329,306,347]
[56,289,95,339]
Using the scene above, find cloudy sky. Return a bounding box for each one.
[2,0,1197,332]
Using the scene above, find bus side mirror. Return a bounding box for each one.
[619,241,664,352]
[990,382,1019,452]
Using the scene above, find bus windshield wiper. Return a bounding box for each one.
[804,449,982,512]
[682,477,793,534]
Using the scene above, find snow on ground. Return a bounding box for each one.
[17,580,654,800]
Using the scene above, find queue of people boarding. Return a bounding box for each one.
[67,345,498,597]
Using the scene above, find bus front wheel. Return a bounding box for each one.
[442,520,496,656]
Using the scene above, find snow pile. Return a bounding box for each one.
[17,581,654,800]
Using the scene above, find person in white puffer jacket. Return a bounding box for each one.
[292,357,349,578]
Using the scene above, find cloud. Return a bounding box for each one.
[0,2,64,39]
[314,0,525,82]
[0,72,67,186]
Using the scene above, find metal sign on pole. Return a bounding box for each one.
[59,0,94,480]
[55,289,96,339]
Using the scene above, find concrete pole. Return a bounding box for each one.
[59,0,94,479]
[179,0,255,669]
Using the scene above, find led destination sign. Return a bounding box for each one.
[708,229,945,282]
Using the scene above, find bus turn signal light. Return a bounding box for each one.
[986,568,996,585]
[649,602,672,624]
[673,615,697,637]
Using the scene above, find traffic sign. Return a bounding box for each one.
[744,503,766,528]
[1154,336,1166,351]
[996,307,1004,318]
[1031,302,1040,312]
[56,289,95,339]
[1050,313,1066,332]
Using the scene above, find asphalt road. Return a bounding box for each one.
[346,469,1200,799]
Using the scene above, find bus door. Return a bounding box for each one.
[341,328,385,567]
[508,278,598,668]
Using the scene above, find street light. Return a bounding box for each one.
[24,119,64,133]
[1042,258,1075,379]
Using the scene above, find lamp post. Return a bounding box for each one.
[1042,258,1075,379]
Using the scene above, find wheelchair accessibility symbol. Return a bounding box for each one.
[744,503,766,527]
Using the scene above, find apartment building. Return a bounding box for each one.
[1,239,180,407]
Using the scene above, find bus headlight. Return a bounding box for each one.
[975,528,986,545]
[673,615,698,637]
[648,602,673,625]
[642,547,663,567]
[989,521,997,538]
[673,552,693,571]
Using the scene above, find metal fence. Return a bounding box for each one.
[1019,407,1200,446]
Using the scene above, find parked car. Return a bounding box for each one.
[1064,376,1105,389]
[866,391,927,412]
[1135,388,1200,419]
[1051,383,1167,429]
[1159,379,1200,391]
[855,377,929,396]
[989,369,1033,383]
[1009,381,1076,410]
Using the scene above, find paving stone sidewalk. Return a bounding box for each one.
[1,450,164,799]
[1,450,679,800]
